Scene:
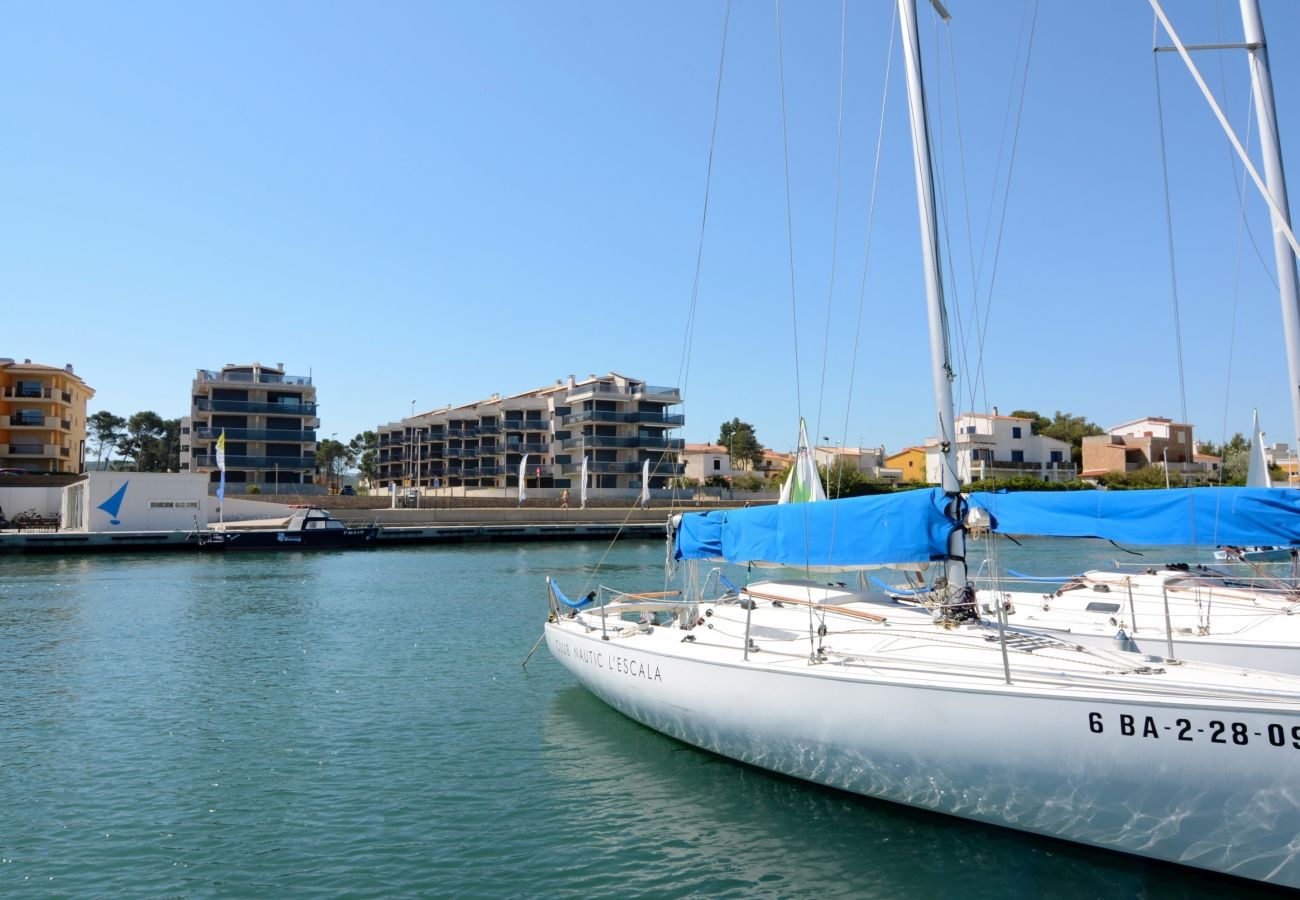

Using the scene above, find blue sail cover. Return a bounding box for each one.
[674,488,956,567]
[969,487,1300,547]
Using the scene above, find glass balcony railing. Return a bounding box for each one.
[560,436,683,451]
[560,411,684,427]
[190,454,317,470]
[194,427,317,442]
[196,399,318,415]
[198,370,312,385]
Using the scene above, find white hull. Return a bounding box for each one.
[978,569,1300,676]
[546,582,1300,888]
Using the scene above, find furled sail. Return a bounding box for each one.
[674,487,955,568]
[969,487,1300,547]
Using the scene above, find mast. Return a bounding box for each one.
[898,0,966,594]
[1240,0,1300,459]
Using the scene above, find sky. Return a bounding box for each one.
[4,0,1300,458]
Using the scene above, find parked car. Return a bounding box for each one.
[0,468,28,476]
[340,485,356,496]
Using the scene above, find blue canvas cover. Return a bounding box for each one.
[674,488,956,568]
[969,487,1300,547]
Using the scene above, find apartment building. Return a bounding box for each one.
[0,358,95,474]
[0,356,94,473]
[925,412,1076,484]
[180,362,319,492]
[375,373,685,493]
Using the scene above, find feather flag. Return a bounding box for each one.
[580,455,589,509]
[779,418,827,504]
[641,459,650,508]
[518,453,529,505]
[216,430,227,505]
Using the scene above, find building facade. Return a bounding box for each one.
[926,412,1076,484]
[0,358,95,474]
[180,363,319,492]
[885,446,928,484]
[375,373,685,493]
[682,443,733,483]
[1081,416,1197,480]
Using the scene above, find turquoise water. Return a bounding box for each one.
[0,539,1280,897]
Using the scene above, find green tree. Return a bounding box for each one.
[349,431,378,486]
[87,411,126,469]
[718,418,763,471]
[1221,432,1251,484]
[316,438,355,492]
[119,411,166,470]
[1011,409,1104,464]
[1097,466,1175,490]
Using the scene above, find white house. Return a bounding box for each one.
[682,443,733,483]
[925,412,1075,485]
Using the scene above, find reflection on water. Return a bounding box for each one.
[0,540,1288,897]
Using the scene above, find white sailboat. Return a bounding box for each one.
[544,0,1300,888]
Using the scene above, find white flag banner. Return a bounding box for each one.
[580,455,589,509]
[641,459,650,508]
[519,453,529,504]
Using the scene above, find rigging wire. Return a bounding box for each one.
[842,5,898,498]
[673,0,733,450]
[619,0,728,599]
[806,0,851,619]
[813,0,848,453]
[1151,19,1193,435]
[967,0,1040,410]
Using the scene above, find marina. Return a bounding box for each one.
[0,537,1288,897]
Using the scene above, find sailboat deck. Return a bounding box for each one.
[561,578,1300,708]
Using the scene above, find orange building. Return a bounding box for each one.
[0,358,95,473]
[885,446,928,484]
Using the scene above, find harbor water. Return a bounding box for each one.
[0,536,1285,897]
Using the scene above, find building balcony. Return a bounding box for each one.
[194,427,317,442]
[560,410,684,427]
[4,443,68,459]
[564,382,681,403]
[195,399,318,416]
[190,454,317,470]
[558,460,686,475]
[197,370,312,386]
[560,436,684,451]
[447,427,478,438]
[502,441,551,454]
[502,419,548,431]
[7,415,71,431]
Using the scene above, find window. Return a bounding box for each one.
[1050,450,1063,463]
[713,459,721,471]
[1011,426,1022,439]
[1010,450,1024,463]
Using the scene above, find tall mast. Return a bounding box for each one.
[898,0,966,594]
[1240,0,1300,456]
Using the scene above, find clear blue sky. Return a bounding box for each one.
[4,1,1300,457]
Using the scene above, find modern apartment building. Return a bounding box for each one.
[180,362,319,492]
[375,373,685,493]
[0,358,95,473]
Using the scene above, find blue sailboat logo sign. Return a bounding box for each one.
[97,481,129,526]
